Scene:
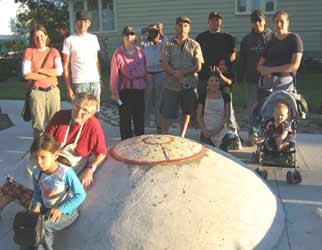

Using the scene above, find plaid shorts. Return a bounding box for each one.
[0,176,33,209]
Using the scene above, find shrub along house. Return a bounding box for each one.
[66,0,322,68]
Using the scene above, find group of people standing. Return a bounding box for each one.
[0,8,303,250]
[21,10,103,140]
[111,9,302,150]
[20,8,304,150]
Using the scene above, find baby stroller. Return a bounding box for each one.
[252,90,306,184]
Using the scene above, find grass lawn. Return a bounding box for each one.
[233,70,322,113]
[0,70,321,112]
[296,71,322,112]
[0,74,111,102]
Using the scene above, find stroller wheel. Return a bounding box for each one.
[286,171,294,184]
[293,170,302,184]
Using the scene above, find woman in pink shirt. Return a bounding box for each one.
[22,24,63,138]
[110,26,147,140]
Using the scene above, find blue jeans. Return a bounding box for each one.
[20,209,79,250]
[72,82,101,111]
[145,72,165,127]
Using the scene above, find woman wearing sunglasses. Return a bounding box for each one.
[109,26,147,140]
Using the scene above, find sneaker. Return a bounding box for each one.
[228,138,243,150]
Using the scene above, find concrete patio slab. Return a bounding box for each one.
[0,100,322,250]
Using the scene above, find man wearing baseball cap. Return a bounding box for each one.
[237,10,273,145]
[62,9,103,110]
[196,11,240,147]
[140,23,166,132]
[196,11,236,97]
[160,16,204,137]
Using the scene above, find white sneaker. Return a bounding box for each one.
[233,138,243,150]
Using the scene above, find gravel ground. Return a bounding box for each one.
[99,101,322,134]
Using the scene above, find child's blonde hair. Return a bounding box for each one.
[274,102,289,114]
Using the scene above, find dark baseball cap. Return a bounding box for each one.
[208,11,222,20]
[76,10,91,21]
[122,26,136,36]
[250,10,265,22]
[176,16,191,25]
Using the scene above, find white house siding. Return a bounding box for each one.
[70,0,321,64]
[104,0,226,56]
[218,0,322,55]
[278,0,322,55]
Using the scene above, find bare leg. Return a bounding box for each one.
[181,115,190,138]
[160,116,171,135]
[279,141,290,151]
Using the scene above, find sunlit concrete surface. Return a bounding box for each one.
[1,100,322,250]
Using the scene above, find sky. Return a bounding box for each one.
[0,0,19,35]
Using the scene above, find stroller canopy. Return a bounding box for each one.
[260,90,299,123]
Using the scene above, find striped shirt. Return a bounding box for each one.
[160,37,204,91]
[32,164,86,215]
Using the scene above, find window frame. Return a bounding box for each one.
[234,0,276,16]
[70,0,117,34]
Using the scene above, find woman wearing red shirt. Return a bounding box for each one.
[22,24,63,138]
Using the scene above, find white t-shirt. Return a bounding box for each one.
[63,33,100,83]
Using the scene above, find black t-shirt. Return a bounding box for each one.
[221,71,235,87]
[262,33,303,75]
[196,31,235,80]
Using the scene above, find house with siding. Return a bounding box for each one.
[67,0,322,64]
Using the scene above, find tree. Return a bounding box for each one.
[14,0,69,45]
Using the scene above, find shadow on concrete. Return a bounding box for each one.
[0,113,14,131]
[229,150,254,164]
[257,180,322,249]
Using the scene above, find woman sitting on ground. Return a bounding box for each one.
[196,73,238,151]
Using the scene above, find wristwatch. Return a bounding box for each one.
[88,165,97,173]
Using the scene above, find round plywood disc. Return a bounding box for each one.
[110,135,206,165]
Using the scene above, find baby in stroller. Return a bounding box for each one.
[258,102,295,152]
[251,90,302,183]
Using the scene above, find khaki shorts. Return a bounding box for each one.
[160,88,196,119]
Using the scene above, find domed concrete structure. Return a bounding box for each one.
[55,135,285,250]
